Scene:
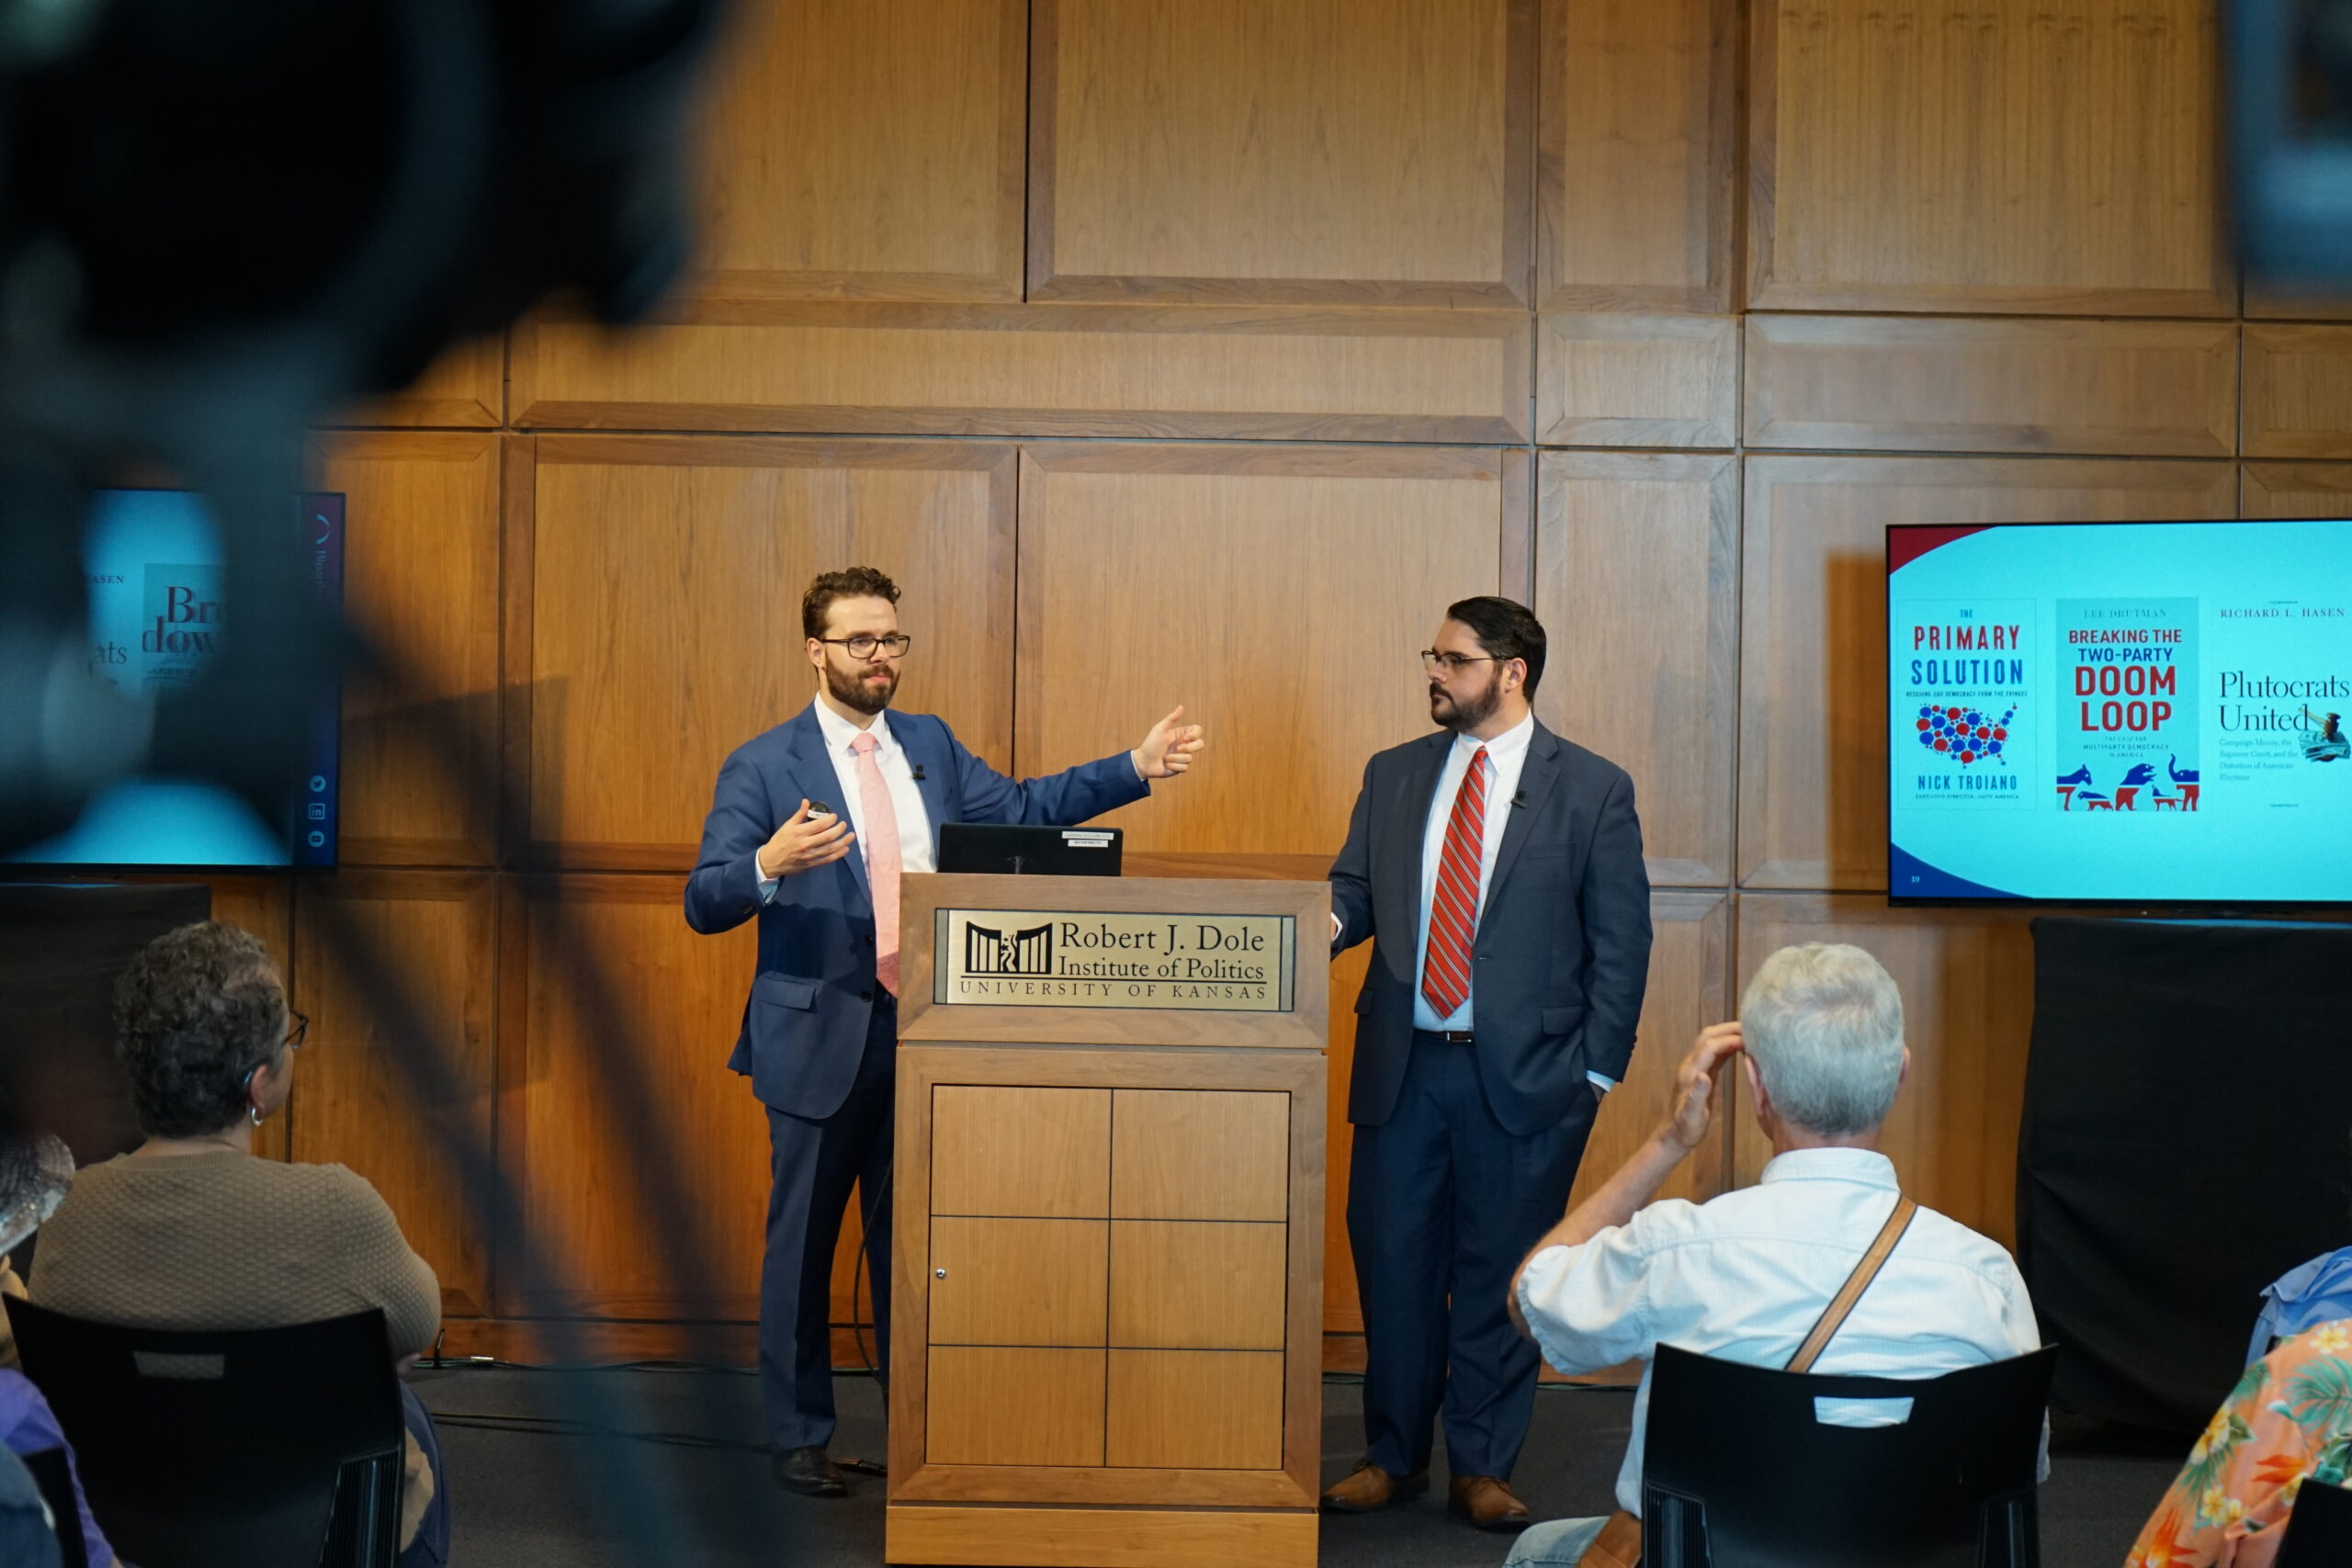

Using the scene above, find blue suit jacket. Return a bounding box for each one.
[1329,720,1652,1136]
[684,705,1149,1118]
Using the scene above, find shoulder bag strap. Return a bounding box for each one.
[1784,1195,1918,1374]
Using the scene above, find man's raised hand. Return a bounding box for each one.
[1132,705,1207,780]
[1661,1021,1743,1154]
[757,799,855,880]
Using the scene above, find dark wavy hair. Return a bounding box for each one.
[800,566,900,640]
[1447,594,1547,699]
[113,921,287,1139]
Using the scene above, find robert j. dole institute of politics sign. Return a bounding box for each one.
[933,908,1298,1012]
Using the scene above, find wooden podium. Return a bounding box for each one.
[886,873,1329,1568]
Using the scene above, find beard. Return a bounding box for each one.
[1429,665,1503,733]
[825,659,899,716]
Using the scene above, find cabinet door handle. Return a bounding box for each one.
[934,1267,948,1279]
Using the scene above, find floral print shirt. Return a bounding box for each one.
[2128,1318,2352,1568]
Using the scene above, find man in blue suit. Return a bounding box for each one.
[1323,595,1651,1531]
[685,567,1204,1496]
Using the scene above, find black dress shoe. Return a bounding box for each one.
[772,1445,847,1497]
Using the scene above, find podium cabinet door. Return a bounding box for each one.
[925,1087,1113,1467]
[1104,1089,1292,1471]
[904,1057,1317,1503]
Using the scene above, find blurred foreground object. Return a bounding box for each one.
[2233,0,2352,289]
[0,0,726,858]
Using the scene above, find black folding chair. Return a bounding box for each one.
[17,1450,88,1568]
[1641,1343,2057,1568]
[10,1303,405,1568]
[2275,1473,2352,1567]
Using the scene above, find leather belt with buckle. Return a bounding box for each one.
[1433,1030,1474,1044]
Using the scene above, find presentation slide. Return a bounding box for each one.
[1887,519,2352,903]
[7,489,345,869]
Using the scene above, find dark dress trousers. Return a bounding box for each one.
[685,703,1147,1451]
[1329,719,1651,1481]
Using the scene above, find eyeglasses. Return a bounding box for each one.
[1420,650,1500,674]
[818,634,913,661]
[240,1010,308,1102]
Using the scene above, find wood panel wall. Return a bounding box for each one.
[51,0,2352,1362]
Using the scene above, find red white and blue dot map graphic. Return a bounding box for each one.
[1917,705,2015,766]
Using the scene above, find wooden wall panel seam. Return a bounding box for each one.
[310,431,503,864]
[1536,0,1738,313]
[1743,317,2240,458]
[497,436,535,870]
[2241,462,2352,519]
[1746,0,2232,319]
[1028,0,1537,309]
[510,304,1535,446]
[1536,315,1740,447]
[2244,324,2352,460]
[1534,449,1739,885]
[685,0,1025,304]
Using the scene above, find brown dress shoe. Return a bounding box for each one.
[1448,1474,1533,1531]
[1319,1459,1430,1512]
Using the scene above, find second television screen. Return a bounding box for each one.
[1887,518,2352,903]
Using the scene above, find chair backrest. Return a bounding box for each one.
[9,1301,405,1568]
[1642,1343,2058,1568]
[2274,1475,2352,1567]
[17,1450,87,1568]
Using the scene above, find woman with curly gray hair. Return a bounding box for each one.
[28,920,448,1567]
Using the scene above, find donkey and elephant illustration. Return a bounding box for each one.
[2056,755,2199,811]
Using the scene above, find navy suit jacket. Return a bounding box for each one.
[1329,720,1652,1137]
[684,705,1148,1118]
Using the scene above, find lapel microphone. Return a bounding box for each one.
[1510,789,1527,809]
[910,763,926,782]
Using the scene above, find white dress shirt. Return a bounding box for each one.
[759,701,934,900]
[1514,1148,2044,1517]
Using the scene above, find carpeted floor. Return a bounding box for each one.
[411,1365,2187,1566]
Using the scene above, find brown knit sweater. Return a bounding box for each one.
[28,1150,440,1353]
[25,1149,442,1543]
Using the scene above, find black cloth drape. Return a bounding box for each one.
[0,882,210,1162]
[2018,916,2352,1433]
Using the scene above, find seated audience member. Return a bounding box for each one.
[2248,1247,2352,1368]
[28,920,448,1567]
[1,1127,74,1365]
[2128,1318,2352,1566]
[0,1130,119,1568]
[1503,942,2043,1566]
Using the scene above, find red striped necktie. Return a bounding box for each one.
[1421,745,1489,1018]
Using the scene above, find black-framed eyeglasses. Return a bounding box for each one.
[1420,649,1500,674]
[818,634,913,661]
[284,1010,310,1052]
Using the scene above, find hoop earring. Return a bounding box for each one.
[242,1064,264,1127]
[250,1104,265,1127]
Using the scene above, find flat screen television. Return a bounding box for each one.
[6,488,345,869]
[1886,517,2352,904]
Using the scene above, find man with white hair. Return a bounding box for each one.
[1501,943,2042,1565]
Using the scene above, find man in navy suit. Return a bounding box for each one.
[685,567,1204,1496]
[1323,595,1651,1531]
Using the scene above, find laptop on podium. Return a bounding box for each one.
[936,823,1122,876]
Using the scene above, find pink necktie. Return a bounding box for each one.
[849,731,901,997]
